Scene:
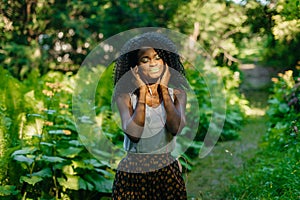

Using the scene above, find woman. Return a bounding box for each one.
[112,32,188,199]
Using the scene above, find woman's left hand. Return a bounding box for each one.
[159,64,170,87]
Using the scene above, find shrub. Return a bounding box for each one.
[228,68,300,199]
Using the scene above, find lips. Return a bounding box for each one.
[149,67,160,73]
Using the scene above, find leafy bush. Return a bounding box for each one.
[228,69,300,199]
[181,63,247,170]
[0,69,115,199]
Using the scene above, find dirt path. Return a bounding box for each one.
[185,64,276,200]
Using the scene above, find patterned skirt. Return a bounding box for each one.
[112,153,187,200]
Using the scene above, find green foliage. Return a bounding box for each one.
[0,0,299,198]
[0,185,19,196]
[218,67,247,141]
[188,65,246,142]
[265,70,300,151]
[0,69,115,199]
[181,62,247,170]
[0,0,105,78]
[102,0,184,36]
[228,69,300,199]
[271,0,300,42]
[244,0,300,68]
[169,0,248,67]
[0,63,247,197]
[0,0,185,79]
[0,66,28,185]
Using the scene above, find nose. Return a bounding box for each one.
[149,59,157,66]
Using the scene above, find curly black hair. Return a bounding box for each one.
[113,32,187,95]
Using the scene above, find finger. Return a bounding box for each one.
[130,67,135,77]
[165,63,170,72]
[133,66,140,74]
[157,76,161,83]
[131,67,137,76]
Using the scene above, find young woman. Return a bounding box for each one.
[112,32,188,199]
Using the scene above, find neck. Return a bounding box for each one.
[146,83,159,96]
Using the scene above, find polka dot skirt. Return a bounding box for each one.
[112,153,187,200]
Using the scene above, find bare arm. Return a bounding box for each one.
[159,64,187,135]
[116,86,148,143]
[160,86,187,135]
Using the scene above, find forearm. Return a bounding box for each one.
[160,86,185,135]
[123,86,147,142]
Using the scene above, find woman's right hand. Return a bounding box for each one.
[131,66,146,89]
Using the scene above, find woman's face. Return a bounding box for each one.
[137,47,165,83]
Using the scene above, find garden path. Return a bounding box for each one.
[186,63,277,200]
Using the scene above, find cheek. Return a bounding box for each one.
[138,66,148,74]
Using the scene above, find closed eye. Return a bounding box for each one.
[139,54,161,63]
[140,57,150,63]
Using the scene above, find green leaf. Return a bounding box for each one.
[57,115,77,130]
[20,176,43,186]
[189,140,203,149]
[53,124,77,132]
[268,98,280,105]
[279,103,290,113]
[62,164,75,175]
[57,175,87,190]
[27,113,45,119]
[179,159,192,171]
[180,127,191,136]
[84,158,107,168]
[11,147,37,156]
[68,140,83,147]
[42,155,65,163]
[48,130,65,135]
[40,142,54,147]
[13,155,34,165]
[84,173,113,193]
[72,160,94,170]
[85,180,95,191]
[90,148,112,158]
[94,168,114,178]
[57,147,83,158]
[0,185,19,196]
[31,168,52,178]
[43,109,56,115]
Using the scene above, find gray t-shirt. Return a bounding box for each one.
[123,88,176,154]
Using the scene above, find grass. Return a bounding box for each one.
[186,94,269,200]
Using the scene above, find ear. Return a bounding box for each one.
[133,65,139,73]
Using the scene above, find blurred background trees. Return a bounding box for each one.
[0,0,299,199]
[0,0,185,79]
[243,0,300,68]
[1,0,299,79]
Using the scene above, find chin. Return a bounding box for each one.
[148,74,163,82]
